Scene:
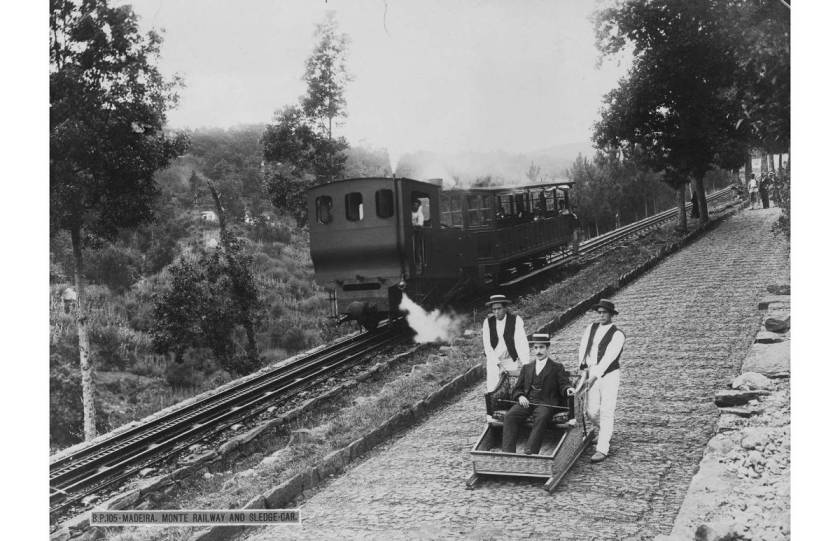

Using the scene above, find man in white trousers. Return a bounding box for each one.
[578,299,625,463]
[482,294,529,395]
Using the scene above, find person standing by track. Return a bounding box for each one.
[578,299,625,463]
[759,173,772,209]
[482,294,529,396]
[748,173,759,210]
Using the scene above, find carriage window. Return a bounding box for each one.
[315,196,333,224]
[441,194,463,228]
[545,189,557,212]
[345,192,364,221]
[482,195,493,223]
[467,194,493,227]
[496,194,514,219]
[375,189,394,218]
[514,193,529,217]
[557,189,569,211]
[531,190,547,215]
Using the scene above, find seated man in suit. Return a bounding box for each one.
[501,333,573,455]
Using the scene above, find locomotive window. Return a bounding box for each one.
[375,189,394,218]
[315,196,333,225]
[410,192,430,226]
[345,192,364,222]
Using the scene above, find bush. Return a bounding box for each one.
[164,352,210,388]
[85,244,143,293]
[251,217,292,244]
[90,325,131,371]
[280,327,311,351]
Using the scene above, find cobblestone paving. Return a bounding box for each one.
[245,208,789,541]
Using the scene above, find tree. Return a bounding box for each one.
[262,12,352,225]
[593,0,751,226]
[50,0,187,440]
[151,181,262,376]
[301,11,352,180]
[343,144,392,178]
[526,162,542,183]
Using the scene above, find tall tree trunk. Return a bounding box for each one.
[71,226,96,441]
[744,151,753,186]
[769,153,776,172]
[675,184,687,232]
[690,175,710,223]
[760,152,769,175]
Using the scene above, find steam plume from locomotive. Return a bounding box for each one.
[399,293,464,344]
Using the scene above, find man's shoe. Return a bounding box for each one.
[590,452,607,463]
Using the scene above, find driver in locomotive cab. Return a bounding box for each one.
[482,294,530,407]
[411,199,424,266]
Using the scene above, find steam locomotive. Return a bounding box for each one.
[308,177,579,330]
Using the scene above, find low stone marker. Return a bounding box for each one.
[714,389,770,408]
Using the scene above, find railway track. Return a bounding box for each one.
[50,186,738,523]
[49,321,408,518]
[500,187,735,286]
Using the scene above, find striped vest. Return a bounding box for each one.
[582,323,623,376]
[487,314,520,362]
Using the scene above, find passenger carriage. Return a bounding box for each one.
[307,177,580,329]
[467,371,595,492]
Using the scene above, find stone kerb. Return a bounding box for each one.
[660,284,791,540]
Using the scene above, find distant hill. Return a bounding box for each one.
[394,141,596,187]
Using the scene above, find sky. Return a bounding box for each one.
[126,0,630,160]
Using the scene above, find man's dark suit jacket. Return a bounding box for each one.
[511,359,572,406]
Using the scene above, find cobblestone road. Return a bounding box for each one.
[245,208,789,541]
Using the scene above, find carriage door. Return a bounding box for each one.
[409,191,431,274]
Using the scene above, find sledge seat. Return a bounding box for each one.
[484,372,575,429]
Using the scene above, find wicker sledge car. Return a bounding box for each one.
[467,371,594,492]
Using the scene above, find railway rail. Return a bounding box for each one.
[50,186,738,524]
[500,187,735,286]
[49,321,408,518]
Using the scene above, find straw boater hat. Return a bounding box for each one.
[528,332,551,345]
[592,299,618,315]
[485,294,512,307]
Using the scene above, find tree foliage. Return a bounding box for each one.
[151,233,262,376]
[50,0,188,239]
[593,0,788,225]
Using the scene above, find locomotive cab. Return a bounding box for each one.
[308,177,450,329]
